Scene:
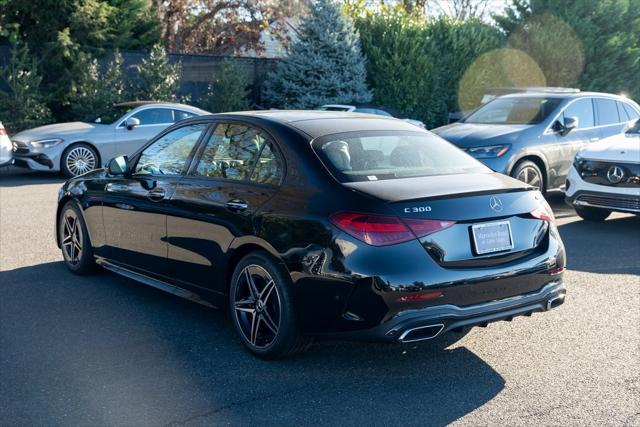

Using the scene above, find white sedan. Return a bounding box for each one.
[0,122,12,167]
[566,119,640,220]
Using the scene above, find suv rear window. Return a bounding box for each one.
[313,131,488,182]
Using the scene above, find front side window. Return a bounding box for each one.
[130,108,174,125]
[562,98,595,128]
[465,97,562,125]
[313,131,488,182]
[192,123,281,184]
[595,98,620,125]
[135,123,207,175]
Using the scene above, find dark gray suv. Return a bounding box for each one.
[432,92,640,192]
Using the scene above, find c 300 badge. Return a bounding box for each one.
[404,206,432,213]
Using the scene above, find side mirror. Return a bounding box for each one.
[108,155,129,176]
[560,116,579,136]
[125,117,140,130]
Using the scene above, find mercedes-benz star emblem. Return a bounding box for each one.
[489,196,503,212]
[606,166,624,184]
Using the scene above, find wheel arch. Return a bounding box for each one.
[225,238,288,294]
[511,154,549,191]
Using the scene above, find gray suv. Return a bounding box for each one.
[432,92,640,192]
[11,101,208,177]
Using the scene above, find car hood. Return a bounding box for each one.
[579,133,640,162]
[12,122,100,142]
[343,172,528,203]
[432,122,532,148]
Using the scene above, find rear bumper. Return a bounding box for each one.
[331,280,566,343]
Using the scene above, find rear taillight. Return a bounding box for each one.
[330,212,455,246]
[0,126,6,136]
[530,199,555,222]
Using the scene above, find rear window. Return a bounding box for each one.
[312,131,489,182]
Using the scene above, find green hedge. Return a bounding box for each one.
[354,9,505,128]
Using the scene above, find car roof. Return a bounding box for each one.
[116,101,207,112]
[204,110,423,138]
[498,91,630,101]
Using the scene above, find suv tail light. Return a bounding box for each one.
[330,212,455,246]
[530,199,555,222]
[0,126,6,136]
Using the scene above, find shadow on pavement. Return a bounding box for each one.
[0,261,505,426]
[0,167,65,187]
[557,214,640,275]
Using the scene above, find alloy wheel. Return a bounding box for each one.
[233,264,281,348]
[61,210,83,265]
[66,146,96,176]
[515,165,542,190]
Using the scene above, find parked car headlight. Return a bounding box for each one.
[30,138,63,149]
[466,144,510,158]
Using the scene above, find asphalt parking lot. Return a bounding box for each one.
[1,166,639,426]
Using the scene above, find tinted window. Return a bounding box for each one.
[465,97,562,124]
[131,108,174,125]
[251,141,283,185]
[192,123,266,181]
[313,131,488,182]
[623,103,640,120]
[562,98,594,128]
[135,123,207,175]
[595,98,620,125]
[174,110,197,121]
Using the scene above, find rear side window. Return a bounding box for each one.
[313,131,488,182]
[562,98,594,128]
[131,108,174,125]
[174,110,197,121]
[192,123,283,184]
[623,103,640,120]
[595,98,620,125]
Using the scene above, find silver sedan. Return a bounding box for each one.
[11,101,209,177]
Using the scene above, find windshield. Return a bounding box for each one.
[89,105,134,125]
[465,97,562,125]
[313,131,489,182]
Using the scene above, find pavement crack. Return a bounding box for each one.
[163,385,308,426]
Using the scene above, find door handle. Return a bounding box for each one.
[226,199,248,211]
[589,137,600,142]
[147,188,166,201]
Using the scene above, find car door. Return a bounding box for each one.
[545,98,596,189]
[165,121,284,295]
[99,122,209,278]
[115,107,175,156]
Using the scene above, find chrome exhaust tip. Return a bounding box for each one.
[398,324,445,343]
[547,295,565,311]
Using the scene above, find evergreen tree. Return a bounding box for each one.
[263,0,372,109]
[0,43,51,133]
[135,44,182,102]
[199,62,251,113]
[71,51,126,120]
[494,0,640,100]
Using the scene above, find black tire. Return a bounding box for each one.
[58,202,96,274]
[229,251,312,359]
[511,160,545,193]
[575,205,611,221]
[61,143,99,178]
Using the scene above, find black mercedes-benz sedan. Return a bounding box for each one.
[56,111,566,358]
